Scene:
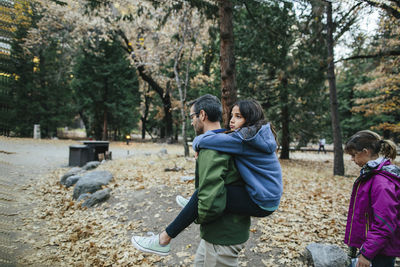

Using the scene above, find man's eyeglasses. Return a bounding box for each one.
[189,112,199,121]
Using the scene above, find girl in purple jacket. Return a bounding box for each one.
[344,130,400,267]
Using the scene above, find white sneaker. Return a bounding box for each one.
[131,232,170,256]
[175,195,189,208]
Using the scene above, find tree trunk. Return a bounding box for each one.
[141,86,151,139]
[102,77,108,141]
[219,0,237,128]
[280,77,290,159]
[173,22,192,157]
[79,111,89,137]
[326,2,344,176]
[141,121,146,139]
[174,64,190,157]
[181,111,189,156]
[102,107,108,141]
[163,82,173,140]
[202,34,217,76]
[175,123,179,141]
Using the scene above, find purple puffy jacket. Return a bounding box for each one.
[344,159,400,260]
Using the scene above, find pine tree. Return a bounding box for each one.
[10,1,75,137]
[71,38,140,140]
[9,1,37,136]
[234,1,327,159]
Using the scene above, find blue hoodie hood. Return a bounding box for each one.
[237,124,277,154]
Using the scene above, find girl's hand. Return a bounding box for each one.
[195,151,199,159]
[357,254,371,267]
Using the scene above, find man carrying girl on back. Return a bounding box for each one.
[131,95,282,266]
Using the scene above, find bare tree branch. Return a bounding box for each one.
[333,3,362,42]
[335,50,400,62]
[361,0,400,18]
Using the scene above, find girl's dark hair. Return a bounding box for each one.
[234,99,266,129]
[344,130,397,160]
[230,99,278,145]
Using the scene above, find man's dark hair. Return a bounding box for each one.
[189,94,222,122]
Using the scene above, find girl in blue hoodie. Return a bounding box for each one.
[132,99,283,255]
[191,99,283,212]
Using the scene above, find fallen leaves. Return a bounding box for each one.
[246,155,361,265]
[18,145,196,266]
[17,145,378,266]
[176,251,191,258]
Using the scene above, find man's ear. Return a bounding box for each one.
[199,110,207,121]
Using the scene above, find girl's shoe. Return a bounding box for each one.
[131,232,170,256]
[176,195,189,208]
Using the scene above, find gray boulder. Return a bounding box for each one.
[158,148,168,155]
[82,188,111,207]
[180,176,195,182]
[305,243,348,267]
[60,167,82,185]
[82,161,100,171]
[73,171,113,200]
[65,175,81,188]
[77,193,92,202]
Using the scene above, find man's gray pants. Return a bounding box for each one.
[194,239,245,267]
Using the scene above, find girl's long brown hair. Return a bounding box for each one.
[229,99,279,146]
[345,130,397,160]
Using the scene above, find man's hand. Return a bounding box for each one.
[195,151,199,159]
[357,254,371,267]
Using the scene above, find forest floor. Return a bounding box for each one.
[1,137,398,266]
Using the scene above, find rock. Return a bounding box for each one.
[158,148,168,155]
[305,243,348,267]
[77,193,92,202]
[167,139,175,144]
[73,171,113,200]
[180,176,195,182]
[65,175,81,188]
[60,167,82,185]
[82,161,100,171]
[165,166,182,172]
[82,188,111,207]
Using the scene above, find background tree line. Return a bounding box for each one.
[1,0,399,166]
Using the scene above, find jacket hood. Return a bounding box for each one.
[361,157,400,177]
[382,163,400,177]
[237,123,277,153]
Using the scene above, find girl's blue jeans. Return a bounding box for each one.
[371,255,396,267]
[165,185,274,238]
[349,255,396,267]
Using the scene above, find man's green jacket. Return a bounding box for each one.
[196,149,250,245]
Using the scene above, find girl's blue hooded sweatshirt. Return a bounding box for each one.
[192,123,283,209]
